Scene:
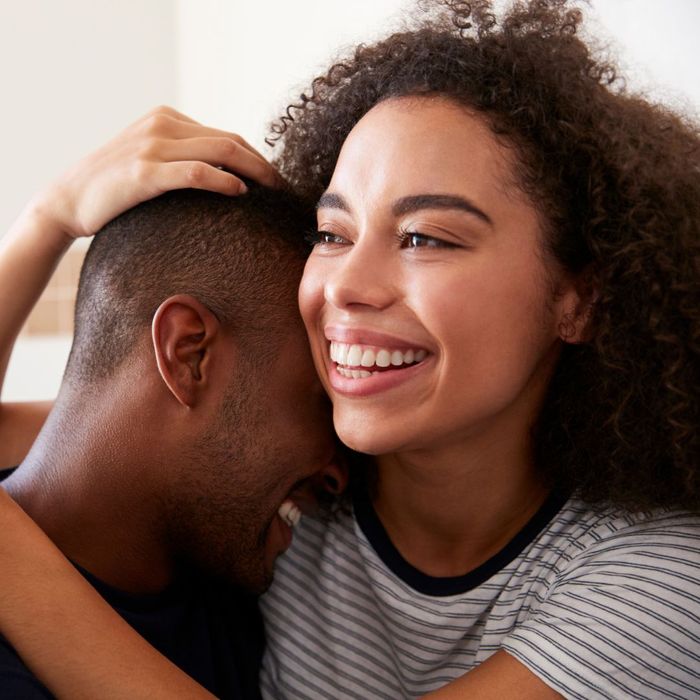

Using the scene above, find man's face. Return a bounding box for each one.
[166,307,336,593]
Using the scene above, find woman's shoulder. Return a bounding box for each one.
[503,498,700,699]
[535,495,700,576]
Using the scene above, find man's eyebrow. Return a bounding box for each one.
[392,194,492,225]
[316,192,350,212]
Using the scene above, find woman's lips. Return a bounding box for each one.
[324,325,428,350]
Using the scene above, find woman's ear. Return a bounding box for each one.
[557,268,598,345]
[151,295,221,407]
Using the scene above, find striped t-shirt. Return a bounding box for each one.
[260,489,700,699]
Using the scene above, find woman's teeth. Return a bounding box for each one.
[278,500,302,527]
[337,367,374,379]
[329,342,427,370]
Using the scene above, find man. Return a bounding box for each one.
[0,187,340,698]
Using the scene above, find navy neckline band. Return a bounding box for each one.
[353,484,569,597]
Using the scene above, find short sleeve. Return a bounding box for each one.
[502,519,700,700]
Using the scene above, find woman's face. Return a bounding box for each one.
[299,97,581,456]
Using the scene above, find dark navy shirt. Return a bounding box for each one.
[0,470,264,699]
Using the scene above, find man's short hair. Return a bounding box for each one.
[65,187,313,384]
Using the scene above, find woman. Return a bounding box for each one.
[0,1,698,698]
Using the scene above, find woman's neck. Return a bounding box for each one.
[373,430,549,578]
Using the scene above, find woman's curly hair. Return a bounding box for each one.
[268,0,700,512]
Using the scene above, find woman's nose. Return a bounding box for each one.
[324,242,396,311]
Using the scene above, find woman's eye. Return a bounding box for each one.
[400,232,453,249]
[304,230,347,246]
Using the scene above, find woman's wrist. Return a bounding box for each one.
[9,193,76,255]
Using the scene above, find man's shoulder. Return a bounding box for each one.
[0,635,54,699]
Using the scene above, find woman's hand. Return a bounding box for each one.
[30,105,281,243]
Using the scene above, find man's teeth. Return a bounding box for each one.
[330,342,427,369]
[278,500,301,528]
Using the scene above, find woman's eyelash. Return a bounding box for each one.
[396,230,456,249]
[304,230,346,247]
[304,230,322,246]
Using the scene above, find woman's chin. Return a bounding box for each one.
[333,413,406,456]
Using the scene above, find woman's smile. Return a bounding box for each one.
[323,325,431,394]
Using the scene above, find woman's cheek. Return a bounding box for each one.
[298,258,323,332]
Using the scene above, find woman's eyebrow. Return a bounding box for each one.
[392,194,492,225]
[316,192,492,226]
[316,192,350,212]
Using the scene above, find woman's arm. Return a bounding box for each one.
[0,488,215,699]
[0,402,53,468]
[0,105,279,467]
[420,650,562,699]
[0,205,73,465]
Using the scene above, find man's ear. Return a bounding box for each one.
[151,294,221,407]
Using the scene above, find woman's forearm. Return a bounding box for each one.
[0,488,215,700]
[0,204,72,397]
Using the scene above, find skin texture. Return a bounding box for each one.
[301,98,583,579]
[0,487,217,700]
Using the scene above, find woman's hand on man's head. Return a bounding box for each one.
[28,105,282,244]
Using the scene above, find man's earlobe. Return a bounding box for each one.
[151,295,220,407]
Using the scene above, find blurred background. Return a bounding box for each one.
[1,0,698,401]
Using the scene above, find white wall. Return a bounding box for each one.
[175,0,411,150]
[4,337,72,402]
[0,0,177,238]
[590,0,699,115]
